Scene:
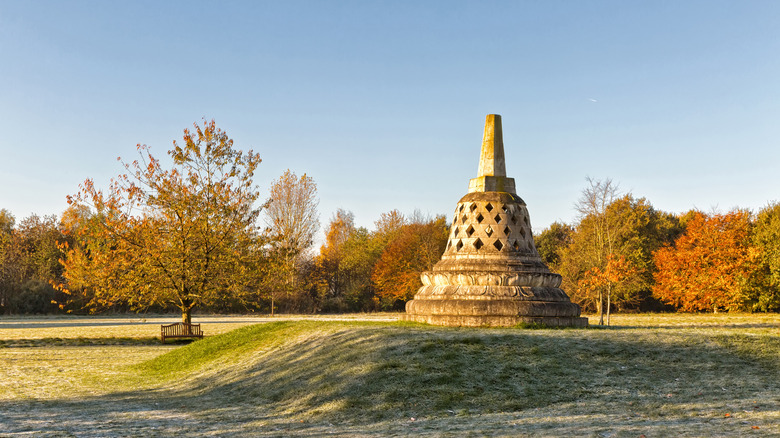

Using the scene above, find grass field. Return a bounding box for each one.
[1,313,779,437]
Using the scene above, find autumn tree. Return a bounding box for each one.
[0,209,13,235]
[18,215,64,283]
[61,120,265,324]
[322,209,413,312]
[0,210,16,310]
[263,169,320,313]
[535,221,574,267]
[313,209,449,312]
[338,227,386,311]
[315,209,357,310]
[265,169,319,256]
[576,253,636,323]
[374,209,406,239]
[595,195,681,311]
[556,179,681,323]
[372,215,449,309]
[568,177,620,325]
[0,212,65,314]
[653,210,756,312]
[749,203,780,311]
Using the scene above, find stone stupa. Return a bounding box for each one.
[404,114,587,327]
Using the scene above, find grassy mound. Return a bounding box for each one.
[133,320,780,424]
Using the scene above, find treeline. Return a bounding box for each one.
[270,209,448,313]
[0,120,451,317]
[536,178,780,322]
[2,121,778,318]
[7,191,779,318]
[0,211,68,313]
[3,192,779,317]
[0,206,448,315]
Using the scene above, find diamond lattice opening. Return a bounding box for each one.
[502,204,509,213]
[470,203,478,212]
[512,215,519,224]
[462,214,468,224]
[453,226,460,237]
[474,238,484,250]
[520,227,526,238]
[524,216,530,226]
[493,240,503,251]
[494,213,502,224]
[476,213,484,223]
[485,203,494,212]
[456,240,464,252]
[466,225,475,237]
[513,240,521,251]
[485,225,493,237]
[504,226,511,235]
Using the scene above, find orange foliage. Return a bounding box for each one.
[576,253,636,324]
[652,210,756,312]
[61,120,264,322]
[372,218,448,307]
[577,253,635,294]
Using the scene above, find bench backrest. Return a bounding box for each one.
[161,322,202,336]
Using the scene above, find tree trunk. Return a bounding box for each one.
[598,290,604,325]
[288,253,296,299]
[182,307,192,326]
[606,284,611,326]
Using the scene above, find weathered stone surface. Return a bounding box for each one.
[403,114,587,327]
[469,115,516,194]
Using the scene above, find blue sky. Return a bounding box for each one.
[1,0,779,240]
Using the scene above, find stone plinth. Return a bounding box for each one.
[404,115,587,328]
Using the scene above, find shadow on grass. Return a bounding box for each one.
[0,321,171,330]
[2,321,779,436]
[0,337,161,347]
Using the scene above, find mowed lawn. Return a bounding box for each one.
[0,313,778,437]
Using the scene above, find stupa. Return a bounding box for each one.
[404,114,587,327]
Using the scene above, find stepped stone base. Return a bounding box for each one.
[403,312,589,328]
[404,297,588,327]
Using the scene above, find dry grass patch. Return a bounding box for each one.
[1,345,172,400]
[1,314,779,437]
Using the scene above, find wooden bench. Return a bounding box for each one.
[161,322,204,343]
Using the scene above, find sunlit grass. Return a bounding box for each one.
[1,314,779,436]
[591,311,780,330]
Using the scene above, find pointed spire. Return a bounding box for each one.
[468,114,516,194]
[478,114,506,177]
